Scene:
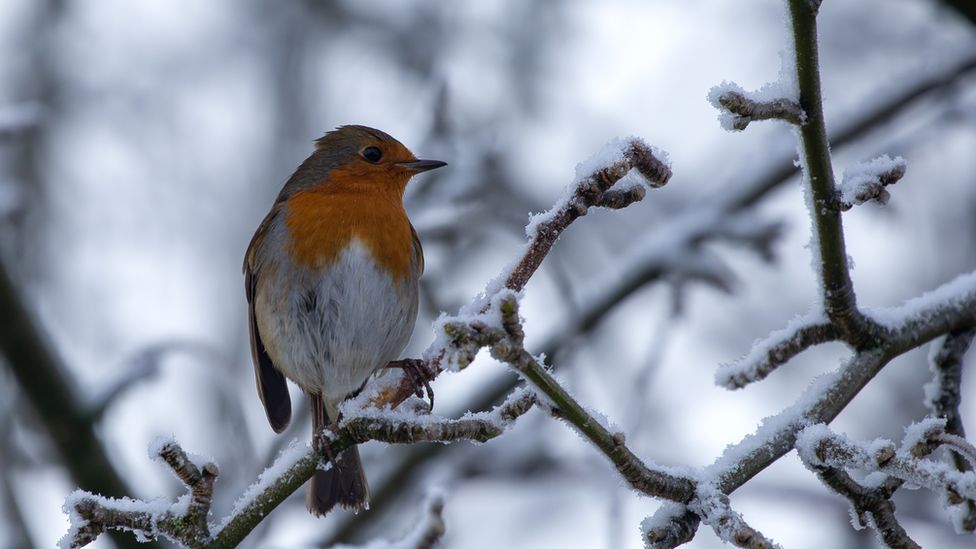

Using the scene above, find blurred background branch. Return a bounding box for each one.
[0,259,155,549]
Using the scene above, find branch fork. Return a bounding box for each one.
[62,440,219,549]
[797,420,976,545]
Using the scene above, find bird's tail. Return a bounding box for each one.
[307,393,369,516]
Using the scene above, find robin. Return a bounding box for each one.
[244,125,445,516]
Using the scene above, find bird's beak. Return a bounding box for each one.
[399,159,447,173]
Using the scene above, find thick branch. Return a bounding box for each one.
[927,329,975,442]
[812,467,918,549]
[796,421,953,549]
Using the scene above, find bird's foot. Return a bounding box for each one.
[387,358,436,411]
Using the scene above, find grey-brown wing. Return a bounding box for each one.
[245,230,291,433]
[409,223,424,275]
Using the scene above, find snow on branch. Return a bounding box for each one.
[707,82,805,131]
[512,136,671,291]
[63,393,537,548]
[926,329,976,532]
[690,484,781,549]
[61,439,220,548]
[374,137,672,409]
[438,294,697,504]
[642,503,700,549]
[833,155,908,211]
[797,420,976,539]
[715,313,837,390]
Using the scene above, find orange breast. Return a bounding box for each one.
[284,180,415,281]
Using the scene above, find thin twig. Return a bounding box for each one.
[716,317,839,389]
[712,89,806,130]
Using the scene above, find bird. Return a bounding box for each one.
[243,125,445,516]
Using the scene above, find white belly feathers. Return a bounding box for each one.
[255,238,419,401]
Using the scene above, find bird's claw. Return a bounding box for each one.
[387,358,436,411]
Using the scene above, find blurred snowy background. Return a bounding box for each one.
[1,0,975,547]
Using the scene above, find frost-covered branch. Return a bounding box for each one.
[693,271,976,546]
[832,155,907,211]
[926,328,976,532]
[62,440,220,548]
[806,466,917,549]
[794,420,953,548]
[797,420,976,541]
[374,137,672,409]
[690,484,781,549]
[642,504,701,549]
[716,314,838,389]
[63,392,537,548]
[688,3,976,541]
[505,137,671,291]
[927,329,976,447]
[335,47,976,548]
[439,294,697,503]
[708,83,805,131]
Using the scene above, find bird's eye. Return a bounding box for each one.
[362,146,383,163]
